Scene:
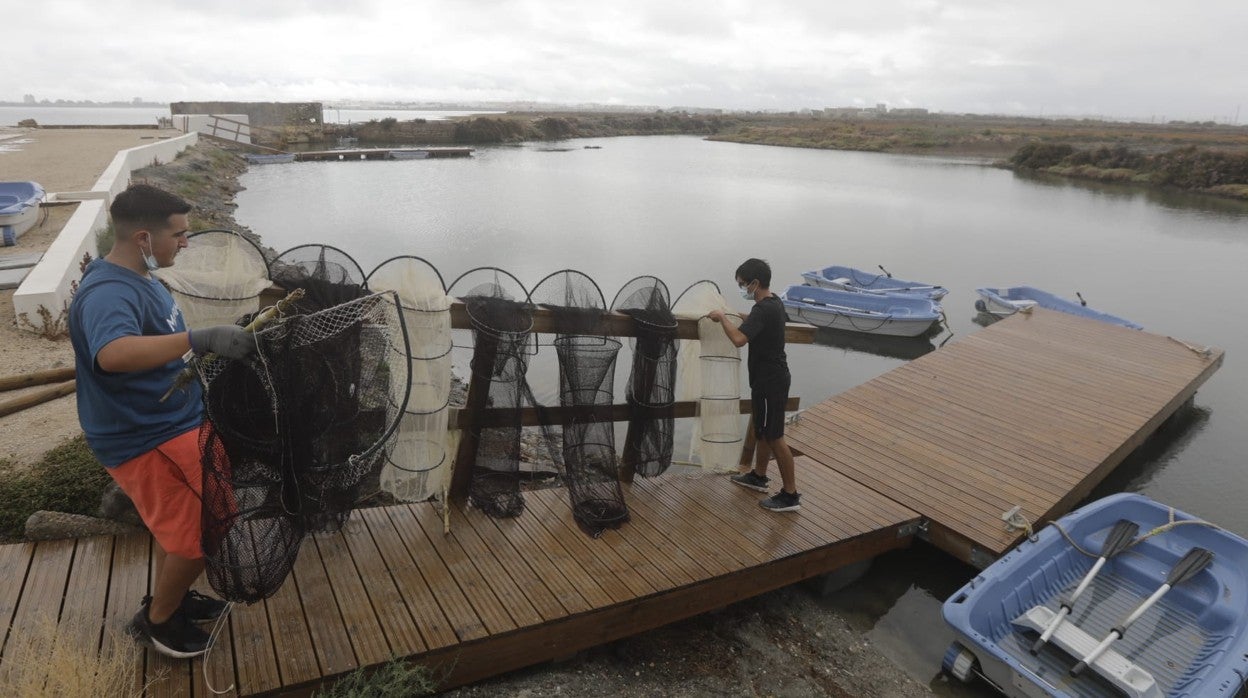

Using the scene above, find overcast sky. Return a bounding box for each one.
[10,0,1247,121]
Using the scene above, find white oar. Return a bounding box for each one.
[1071,547,1214,677]
[1031,519,1139,654]
[798,298,888,316]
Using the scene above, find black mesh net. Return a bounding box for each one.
[198,291,410,603]
[448,268,534,518]
[530,270,628,536]
[611,276,678,478]
[269,244,367,314]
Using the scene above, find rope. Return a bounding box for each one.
[202,602,237,694]
[1046,506,1224,558]
[1166,336,1213,358]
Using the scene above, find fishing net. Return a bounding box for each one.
[366,256,454,502]
[447,267,534,518]
[198,291,410,603]
[611,276,678,478]
[673,281,744,473]
[531,270,627,535]
[155,229,271,329]
[268,244,367,314]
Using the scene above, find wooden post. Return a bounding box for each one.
[0,380,77,418]
[448,331,500,503]
[738,414,757,471]
[0,367,76,392]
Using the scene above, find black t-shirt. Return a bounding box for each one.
[738,294,790,390]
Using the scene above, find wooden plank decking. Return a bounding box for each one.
[0,307,1222,695]
[0,462,918,696]
[786,308,1224,567]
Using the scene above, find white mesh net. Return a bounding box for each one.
[673,281,743,473]
[367,257,455,502]
[157,230,271,329]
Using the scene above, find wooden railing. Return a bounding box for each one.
[444,301,813,497]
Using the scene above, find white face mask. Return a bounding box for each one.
[141,237,159,271]
[739,281,755,300]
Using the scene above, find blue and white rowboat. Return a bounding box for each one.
[975,287,1142,330]
[801,265,948,300]
[943,493,1248,698]
[0,181,44,246]
[780,284,942,337]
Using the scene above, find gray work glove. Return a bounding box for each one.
[189,325,258,360]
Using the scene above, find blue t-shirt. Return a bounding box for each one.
[69,259,203,467]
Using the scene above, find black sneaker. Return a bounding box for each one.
[180,590,228,623]
[127,604,212,659]
[760,490,801,512]
[730,470,770,492]
[139,590,228,624]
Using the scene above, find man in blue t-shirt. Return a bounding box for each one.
[69,184,256,658]
[708,258,801,512]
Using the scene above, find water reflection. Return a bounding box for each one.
[971,311,1001,328]
[812,326,937,360]
[1090,401,1212,496]
[1012,169,1248,222]
[819,544,995,696]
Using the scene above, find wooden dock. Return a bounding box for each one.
[786,308,1223,567]
[0,308,1223,695]
[0,462,919,696]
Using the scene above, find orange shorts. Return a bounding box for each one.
[108,426,204,559]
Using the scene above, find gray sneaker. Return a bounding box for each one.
[730,471,770,492]
[760,490,801,512]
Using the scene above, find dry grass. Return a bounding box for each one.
[0,615,161,697]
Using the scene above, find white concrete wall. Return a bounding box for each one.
[12,132,198,332]
[172,114,251,144]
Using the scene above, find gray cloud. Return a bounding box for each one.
[9,0,1246,120]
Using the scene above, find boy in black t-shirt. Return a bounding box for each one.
[708,258,800,512]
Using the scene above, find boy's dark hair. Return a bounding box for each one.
[735,258,772,288]
[109,184,191,239]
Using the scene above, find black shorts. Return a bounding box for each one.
[751,383,790,442]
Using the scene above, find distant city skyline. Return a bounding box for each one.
[9,1,1247,123]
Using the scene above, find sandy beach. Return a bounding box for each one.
[0,127,180,466]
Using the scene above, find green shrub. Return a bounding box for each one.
[0,436,110,541]
[96,220,116,257]
[315,658,435,697]
[1009,143,1075,169]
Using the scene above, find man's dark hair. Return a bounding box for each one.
[109,184,191,239]
[735,258,772,288]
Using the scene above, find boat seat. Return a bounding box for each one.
[1014,606,1161,698]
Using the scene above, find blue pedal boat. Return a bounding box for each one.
[975,286,1142,330]
[800,265,948,301]
[942,493,1248,697]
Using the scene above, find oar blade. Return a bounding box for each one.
[1166,547,1214,586]
[1101,520,1140,558]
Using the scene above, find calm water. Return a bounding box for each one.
[236,135,1248,690]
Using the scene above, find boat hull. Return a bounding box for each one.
[975,287,1142,330]
[801,265,948,300]
[0,181,44,246]
[781,284,942,337]
[942,493,1248,698]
